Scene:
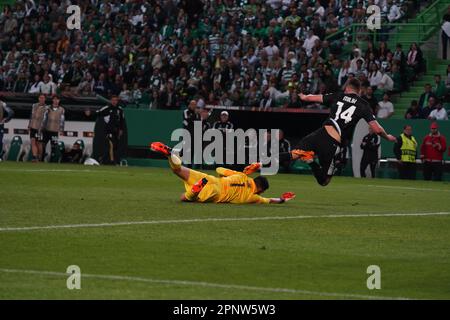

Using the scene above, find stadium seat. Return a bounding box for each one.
[75,139,85,151]
[49,141,65,163]
[6,136,24,162]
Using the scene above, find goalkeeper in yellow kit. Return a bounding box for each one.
[150,142,295,204]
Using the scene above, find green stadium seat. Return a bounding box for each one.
[6,136,23,162]
[49,141,65,163]
[75,139,85,151]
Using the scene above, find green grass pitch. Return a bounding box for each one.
[0,161,449,299]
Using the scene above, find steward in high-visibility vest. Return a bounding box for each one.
[400,133,418,162]
[394,125,417,179]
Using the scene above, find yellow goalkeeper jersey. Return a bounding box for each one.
[184,167,270,204]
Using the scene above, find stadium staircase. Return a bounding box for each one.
[390,0,450,118]
[392,56,449,117]
[327,0,450,118]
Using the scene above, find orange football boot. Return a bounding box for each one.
[150,142,172,156]
[291,149,315,163]
[243,162,262,175]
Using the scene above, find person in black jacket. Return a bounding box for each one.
[278,130,292,172]
[213,111,234,167]
[182,100,200,166]
[96,95,125,164]
[360,126,380,178]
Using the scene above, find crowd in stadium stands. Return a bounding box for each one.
[0,0,443,119]
[404,76,449,120]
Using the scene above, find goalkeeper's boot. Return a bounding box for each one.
[243,162,261,175]
[150,142,172,156]
[291,149,315,163]
[191,178,208,194]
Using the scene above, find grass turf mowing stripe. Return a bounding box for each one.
[0,212,449,232]
[0,268,411,300]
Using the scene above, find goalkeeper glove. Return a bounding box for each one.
[280,192,296,203]
[191,178,208,194]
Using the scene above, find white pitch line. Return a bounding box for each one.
[0,268,411,300]
[0,212,449,232]
[0,168,121,174]
[366,184,450,193]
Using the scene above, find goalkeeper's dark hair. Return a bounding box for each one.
[254,175,269,192]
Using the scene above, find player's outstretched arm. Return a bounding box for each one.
[298,93,323,103]
[269,192,296,204]
[368,120,397,142]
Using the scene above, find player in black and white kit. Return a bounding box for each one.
[279,79,397,186]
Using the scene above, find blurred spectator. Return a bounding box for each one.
[38,74,57,95]
[418,84,436,110]
[77,73,95,96]
[338,60,351,87]
[213,110,234,132]
[420,122,447,181]
[446,65,450,91]
[182,100,200,165]
[428,102,448,120]
[441,7,450,59]
[213,110,234,167]
[405,100,421,119]
[28,94,48,162]
[376,93,394,119]
[393,44,406,70]
[119,84,132,104]
[62,141,84,163]
[360,126,380,178]
[96,95,125,165]
[378,69,394,92]
[406,42,424,76]
[28,75,41,94]
[387,0,403,22]
[368,64,383,89]
[433,74,447,100]
[0,98,14,160]
[394,125,418,180]
[363,86,378,115]
[421,96,438,119]
[259,90,275,111]
[149,89,162,110]
[286,91,302,108]
[160,80,179,110]
[41,96,65,161]
[278,129,291,172]
[0,0,429,110]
